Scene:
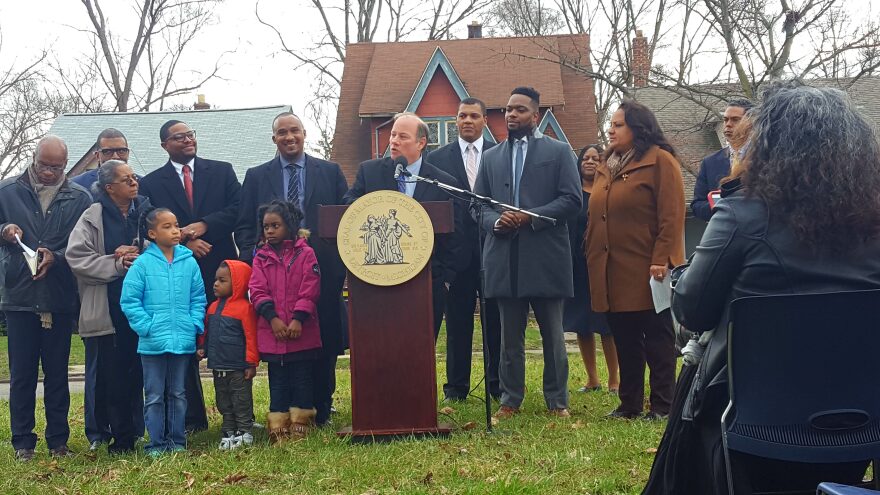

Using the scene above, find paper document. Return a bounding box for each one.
[15,233,38,276]
[649,273,672,314]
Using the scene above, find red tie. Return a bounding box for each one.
[182,164,194,209]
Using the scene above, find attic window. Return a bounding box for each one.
[424,117,458,152]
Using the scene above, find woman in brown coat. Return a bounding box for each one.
[586,99,685,419]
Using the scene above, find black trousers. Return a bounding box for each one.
[432,278,448,339]
[268,359,317,411]
[83,328,143,449]
[312,352,337,425]
[606,309,676,415]
[184,354,208,431]
[443,255,502,400]
[6,311,73,451]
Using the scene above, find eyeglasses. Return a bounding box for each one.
[165,130,196,143]
[109,176,138,186]
[98,147,130,157]
[34,160,65,173]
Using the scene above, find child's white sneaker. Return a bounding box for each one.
[218,431,236,450]
[231,431,253,448]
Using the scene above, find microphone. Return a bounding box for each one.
[393,156,411,179]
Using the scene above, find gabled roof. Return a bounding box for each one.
[334,34,596,176]
[357,35,587,116]
[404,47,470,113]
[49,105,291,180]
[538,109,570,145]
[634,76,880,205]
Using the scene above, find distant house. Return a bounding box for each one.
[331,26,598,181]
[633,75,880,253]
[49,104,292,181]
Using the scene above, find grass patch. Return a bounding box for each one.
[0,352,664,494]
[0,335,86,381]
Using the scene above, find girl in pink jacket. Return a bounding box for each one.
[248,200,321,442]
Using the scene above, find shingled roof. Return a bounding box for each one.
[333,34,595,175]
[634,76,880,205]
[49,105,291,180]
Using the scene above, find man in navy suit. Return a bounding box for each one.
[71,128,134,194]
[428,98,502,402]
[344,112,463,338]
[235,112,348,426]
[138,119,242,432]
[691,99,754,221]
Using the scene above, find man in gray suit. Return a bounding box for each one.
[473,87,581,419]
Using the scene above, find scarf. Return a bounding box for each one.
[27,164,64,215]
[606,148,636,178]
[26,165,64,328]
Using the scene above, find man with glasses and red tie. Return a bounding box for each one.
[71,128,137,193]
[138,119,242,432]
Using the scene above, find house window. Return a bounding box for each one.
[426,121,441,152]
[445,121,459,144]
[423,118,457,153]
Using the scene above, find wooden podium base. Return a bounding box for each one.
[337,423,454,444]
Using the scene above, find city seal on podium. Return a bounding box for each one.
[337,190,434,286]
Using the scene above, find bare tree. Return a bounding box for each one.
[258,0,490,156]
[0,30,55,178]
[71,0,227,112]
[484,0,565,37]
[0,78,88,179]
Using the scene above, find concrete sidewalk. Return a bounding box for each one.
[0,341,581,400]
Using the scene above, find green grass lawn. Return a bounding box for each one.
[0,347,664,494]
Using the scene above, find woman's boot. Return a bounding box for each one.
[266,411,290,445]
[288,407,317,440]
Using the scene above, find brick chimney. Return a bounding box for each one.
[631,30,650,88]
[467,21,482,39]
[193,94,210,110]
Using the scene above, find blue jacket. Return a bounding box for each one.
[121,243,206,355]
[691,148,731,221]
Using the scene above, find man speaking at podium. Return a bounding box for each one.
[344,112,463,337]
[473,87,581,419]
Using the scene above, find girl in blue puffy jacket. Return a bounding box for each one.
[121,207,206,456]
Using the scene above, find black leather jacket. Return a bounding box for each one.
[673,188,880,420]
[0,173,91,313]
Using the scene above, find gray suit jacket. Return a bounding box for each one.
[473,129,581,299]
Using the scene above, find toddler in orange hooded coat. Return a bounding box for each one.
[197,260,258,450]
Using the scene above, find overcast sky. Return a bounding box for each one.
[1,0,877,142]
[0,0,328,116]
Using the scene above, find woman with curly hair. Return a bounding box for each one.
[586,100,686,420]
[643,83,880,494]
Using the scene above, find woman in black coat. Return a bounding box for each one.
[643,83,880,494]
[563,144,619,393]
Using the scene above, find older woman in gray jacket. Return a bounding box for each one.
[67,160,151,454]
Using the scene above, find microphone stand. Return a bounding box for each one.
[404,171,556,432]
[404,172,557,226]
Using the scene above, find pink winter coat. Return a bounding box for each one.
[249,238,322,356]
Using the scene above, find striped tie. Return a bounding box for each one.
[287,164,300,205]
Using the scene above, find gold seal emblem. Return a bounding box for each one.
[337,190,434,286]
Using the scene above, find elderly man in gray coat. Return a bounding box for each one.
[473,87,582,419]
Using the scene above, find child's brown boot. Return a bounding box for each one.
[288,407,317,440]
[266,411,290,445]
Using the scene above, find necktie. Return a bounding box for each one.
[287,164,300,205]
[465,143,478,190]
[513,140,525,206]
[397,175,407,194]
[182,163,194,209]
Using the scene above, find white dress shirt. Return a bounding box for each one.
[171,158,196,188]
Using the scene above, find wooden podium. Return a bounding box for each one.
[319,201,454,442]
